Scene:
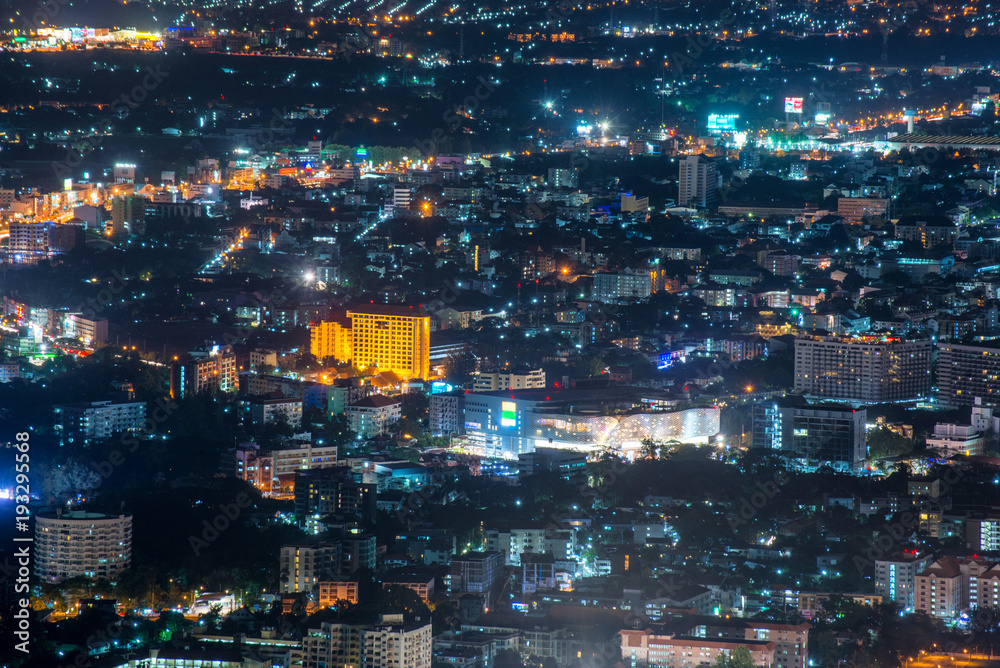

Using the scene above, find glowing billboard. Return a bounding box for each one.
[707,113,739,132]
[784,97,804,113]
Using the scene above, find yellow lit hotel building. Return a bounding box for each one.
[311,316,353,364]
[311,305,430,380]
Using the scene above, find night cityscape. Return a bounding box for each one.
[4,0,1000,665]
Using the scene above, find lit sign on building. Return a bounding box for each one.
[501,401,517,428]
[815,101,832,125]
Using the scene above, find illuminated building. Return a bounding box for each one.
[894,215,959,249]
[517,447,587,481]
[678,154,716,208]
[0,325,37,356]
[430,390,464,436]
[547,167,578,188]
[234,443,274,493]
[170,345,238,399]
[310,317,353,363]
[349,305,430,379]
[293,468,377,526]
[449,551,505,603]
[836,197,888,223]
[592,268,657,303]
[380,575,435,603]
[232,441,340,495]
[914,556,992,619]
[751,397,867,473]
[690,620,810,668]
[874,551,934,610]
[64,314,109,346]
[793,334,932,405]
[937,342,1000,408]
[53,400,147,446]
[319,579,360,605]
[485,528,575,566]
[346,395,402,438]
[299,615,431,668]
[110,195,146,236]
[966,516,1000,553]
[310,305,430,380]
[240,394,303,429]
[521,553,557,594]
[9,221,49,258]
[389,185,412,216]
[619,631,776,668]
[455,388,720,459]
[36,511,132,583]
[472,368,545,392]
[280,542,341,593]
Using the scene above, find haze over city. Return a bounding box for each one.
[3,0,1000,667]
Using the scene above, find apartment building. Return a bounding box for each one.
[937,342,1000,408]
[299,615,432,668]
[233,441,340,495]
[486,527,576,566]
[319,578,360,606]
[793,334,932,404]
[620,630,776,668]
[241,394,303,429]
[170,345,238,399]
[678,154,717,208]
[837,197,888,223]
[449,551,505,603]
[752,398,867,473]
[35,511,132,583]
[472,368,546,392]
[874,551,935,610]
[346,395,402,438]
[700,620,810,668]
[429,390,464,436]
[381,575,435,603]
[592,268,656,303]
[279,542,342,593]
[914,556,994,619]
[53,400,147,446]
[9,221,49,255]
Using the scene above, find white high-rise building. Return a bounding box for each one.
[592,268,655,303]
[53,400,147,445]
[279,543,342,593]
[299,615,432,668]
[547,167,578,188]
[9,222,49,257]
[793,334,932,405]
[35,511,132,583]
[387,185,411,217]
[874,551,934,610]
[678,155,717,208]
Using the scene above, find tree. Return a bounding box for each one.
[867,427,914,460]
[714,645,756,668]
[494,649,525,668]
[444,350,477,386]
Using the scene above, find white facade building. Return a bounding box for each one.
[299,615,432,668]
[678,155,717,208]
[35,511,132,583]
[53,400,147,445]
